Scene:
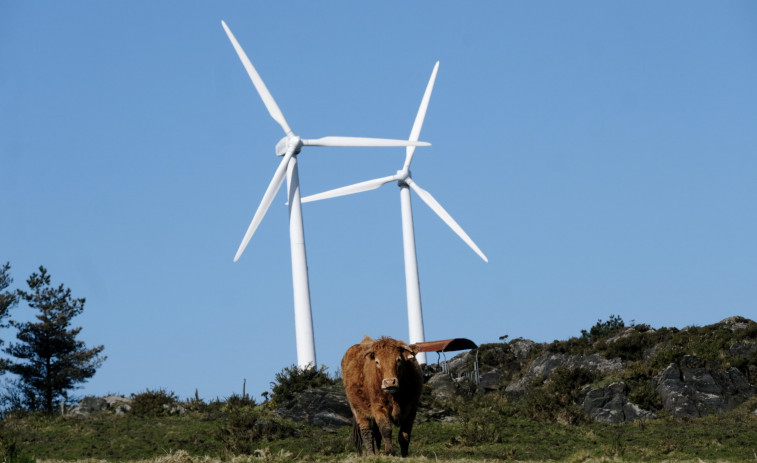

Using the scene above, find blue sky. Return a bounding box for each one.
[1,2,756,401]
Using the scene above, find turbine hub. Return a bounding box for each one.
[396,169,411,187]
[275,135,303,157]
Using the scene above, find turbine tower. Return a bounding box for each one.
[221,21,430,368]
[302,62,487,364]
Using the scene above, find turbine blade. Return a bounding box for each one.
[221,21,292,135]
[234,151,294,262]
[302,137,430,147]
[404,61,439,170]
[406,178,488,262]
[301,175,398,203]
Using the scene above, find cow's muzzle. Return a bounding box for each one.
[382,378,399,394]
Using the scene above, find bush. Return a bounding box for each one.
[521,368,598,425]
[0,441,34,463]
[217,407,299,454]
[224,392,256,411]
[581,315,625,343]
[130,388,178,416]
[269,364,338,407]
[601,328,657,361]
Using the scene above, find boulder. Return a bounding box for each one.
[580,382,656,423]
[478,368,506,391]
[510,338,541,361]
[446,351,474,376]
[274,385,352,429]
[654,361,755,418]
[67,395,132,417]
[720,316,750,332]
[506,352,623,395]
[162,403,187,415]
[730,341,756,358]
[427,373,457,402]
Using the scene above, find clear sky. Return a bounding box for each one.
[1,2,756,402]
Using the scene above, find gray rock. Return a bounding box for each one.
[446,351,474,376]
[67,395,133,417]
[580,382,656,423]
[720,316,750,332]
[162,403,187,415]
[506,352,623,395]
[427,373,457,402]
[453,376,477,397]
[655,363,699,418]
[478,368,505,391]
[654,362,755,418]
[72,397,108,415]
[416,407,451,423]
[730,341,756,358]
[274,385,351,429]
[510,339,540,361]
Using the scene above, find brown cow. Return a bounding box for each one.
[341,336,423,457]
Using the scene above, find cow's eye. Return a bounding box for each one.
[375,359,381,368]
[396,357,401,364]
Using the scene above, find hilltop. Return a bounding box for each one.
[1,316,755,462]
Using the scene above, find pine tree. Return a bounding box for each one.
[4,266,106,412]
[0,262,18,373]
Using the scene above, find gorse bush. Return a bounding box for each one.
[130,388,177,416]
[521,367,598,425]
[217,407,299,455]
[269,364,338,407]
[0,440,34,463]
[581,314,625,343]
[223,392,256,411]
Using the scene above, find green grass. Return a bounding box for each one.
[3,399,756,462]
[3,317,755,462]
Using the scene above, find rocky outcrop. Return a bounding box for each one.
[654,359,755,418]
[580,382,656,423]
[274,385,351,429]
[506,352,624,395]
[67,395,132,416]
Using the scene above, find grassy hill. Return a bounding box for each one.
[1,316,756,462]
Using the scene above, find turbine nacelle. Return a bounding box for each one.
[276,135,303,156]
[396,169,411,187]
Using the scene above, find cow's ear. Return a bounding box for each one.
[361,336,375,359]
[402,344,420,360]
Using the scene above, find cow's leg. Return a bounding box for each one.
[398,410,417,457]
[398,421,413,457]
[371,419,382,453]
[355,416,377,455]
[376,416,395,455]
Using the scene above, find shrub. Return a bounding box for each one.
[269,364,338,407]
[581,315,625,343]
[0,441,34,463]
[521,368,598,424]
[217,407,299,454]
[224,392,256,411]
[130,388,178,416]
[601,328,657,361]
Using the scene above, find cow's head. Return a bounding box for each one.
[363,336,420,394]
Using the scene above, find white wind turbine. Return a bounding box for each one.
[221,21,430,369]
[302,62,487,364]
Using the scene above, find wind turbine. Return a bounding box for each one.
[221,21,430,369]
[301,62,487,364]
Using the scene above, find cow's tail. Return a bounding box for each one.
[351,417,363,455]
